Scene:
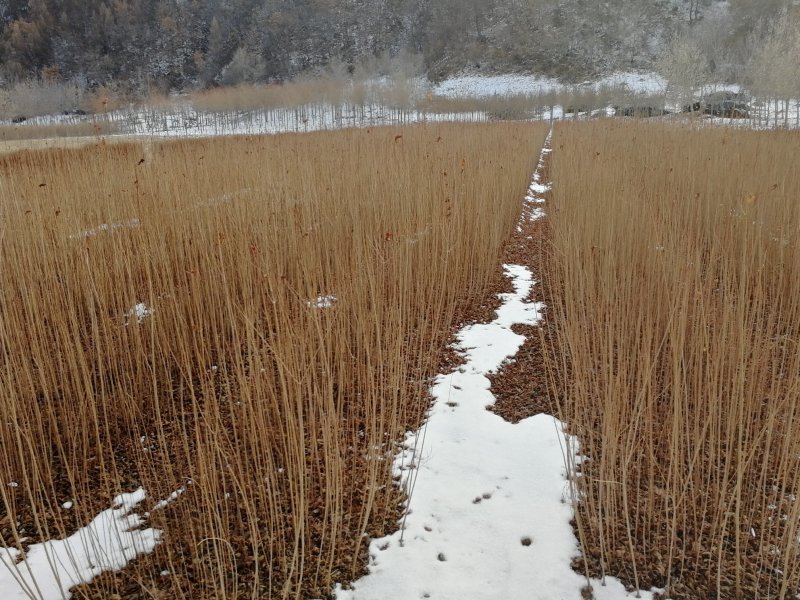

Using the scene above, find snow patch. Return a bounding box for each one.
[151,482,190,512]
[528,207,546,221]
[0,489,160,600]
[124,302,153,325]
[529,182,551,195]
[433,71,667,98]
[433,74,563,98]
[520,128,553,227]
[592,72,667,95]
[307,295,337,309]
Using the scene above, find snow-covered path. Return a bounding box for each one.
[334,138,659,600]
[335,264,589,600]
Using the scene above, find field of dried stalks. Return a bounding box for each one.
[546,121,800,599]
[5,112,798,600]
[0,123,547,598]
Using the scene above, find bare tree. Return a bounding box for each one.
[749,12,800,126]
[658,33,710,109]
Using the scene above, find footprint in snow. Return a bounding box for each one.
[472,491,492,504]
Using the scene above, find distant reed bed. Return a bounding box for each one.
[0,120,116,142]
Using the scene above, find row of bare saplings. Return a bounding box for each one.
[546,121,800,599]
[0,123,547,598]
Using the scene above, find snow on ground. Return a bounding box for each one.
[4,71,796,140]
[518,130,552,232]
[333,263,657,600]
[526,132,552,200]
[333,138,662,600]
[3,101,488,139]
[703,99,800,129]
[433,70,668,98]
[124,302,153,325]
[0,483,191,600]
[306,295,338,309]
[105,103,487,139]
[433,74,563,98]
[109,88,798,137]
[2,75,790,600]
[591,72,666,95]
[0,489,160,600]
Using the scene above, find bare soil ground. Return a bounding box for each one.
[487,153,560,424]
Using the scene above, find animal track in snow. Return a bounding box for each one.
[472,492,493,504]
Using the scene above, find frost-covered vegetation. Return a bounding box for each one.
[0,1,799,105]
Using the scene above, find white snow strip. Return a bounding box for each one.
[433,74,563,98]
[0,489,161,600]
[334,263,656,600]
[521,129,553,218]
[333,137,662,600]
[109,103,488,139]
[433,71,667,99]
[528,207,546,221]
[12,73,799,142]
